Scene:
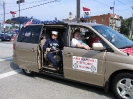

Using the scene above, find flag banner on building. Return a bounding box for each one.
[24,16,33,28]
[10,11,16,18]
[83,7,90,19]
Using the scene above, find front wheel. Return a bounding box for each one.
[112,73,133,99]
[22,69,34,76]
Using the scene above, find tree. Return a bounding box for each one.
[5,26,9,30]
[10,25,19,29]
[120,16,132,36]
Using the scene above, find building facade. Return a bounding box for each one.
[62,13,121,31]
[87,13,121,31]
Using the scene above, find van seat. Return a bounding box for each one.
[40,33,50,48]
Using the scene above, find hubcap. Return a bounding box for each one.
[24,69,32,74]
[117,78,133,99]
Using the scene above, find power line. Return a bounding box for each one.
[117,0,132,8]
[0,0,60,15]
[25,0,48,3]
[6,3,16,4]
[93,0,110,7]
[93,0,131,16]
[0,0,48,10]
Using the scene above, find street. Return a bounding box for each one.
[0,42,116,99]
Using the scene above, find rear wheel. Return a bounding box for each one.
[112,73,133,99]
[0,39,2,42]
[22,69,34,76]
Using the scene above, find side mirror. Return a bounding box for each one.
[92,43,104,51]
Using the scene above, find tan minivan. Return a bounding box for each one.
[13,22,133,99]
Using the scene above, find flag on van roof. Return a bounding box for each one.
[24,16,33,28]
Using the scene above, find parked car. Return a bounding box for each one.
[0,33,11,41]
[0,33,2,41]
[13,23,133,99]
[7,32,17,37]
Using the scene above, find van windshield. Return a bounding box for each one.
[92,25,133,49]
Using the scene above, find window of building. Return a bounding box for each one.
[93,19,96,23]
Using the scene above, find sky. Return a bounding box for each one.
[0,0,133,22]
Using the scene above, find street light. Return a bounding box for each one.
[16,0,25,17]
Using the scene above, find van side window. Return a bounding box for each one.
[69,26,90,47]
[69,26,111,50]
[17,25,42,44]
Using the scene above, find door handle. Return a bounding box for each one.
[31,48,35,52]
[65,52,73,57]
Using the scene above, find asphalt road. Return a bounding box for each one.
[0,41,116,99]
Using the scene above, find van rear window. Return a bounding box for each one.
[17,25,42,44]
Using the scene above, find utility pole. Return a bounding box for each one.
[112,1,115,29]
[77,0,80,23]
[131,6,133,38]
[3,1,5,34]
[112,6,114,29]
[19,2,20,17]
[110,1,115,29]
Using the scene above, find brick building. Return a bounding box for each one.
[63,13,121,31]
[86,13,121,31]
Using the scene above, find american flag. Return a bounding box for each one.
[24,16,33,28]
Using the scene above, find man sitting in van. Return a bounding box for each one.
[71,29,90,50]
[43,31,63,70]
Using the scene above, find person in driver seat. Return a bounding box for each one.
[71,29,90,50]
[43,31,63,71]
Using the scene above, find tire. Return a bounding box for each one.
[112,73,133,99]
[22,69,34,76]
[0,39,2,42]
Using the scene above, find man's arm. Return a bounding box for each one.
[71,38,90,50]
[76,43,90,50]
[76,43,85,48]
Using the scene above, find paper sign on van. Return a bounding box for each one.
[72,56,97,73]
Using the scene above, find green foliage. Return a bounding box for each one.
[5,26,9,30]
[10,25,19,29]
[120,16,132,36]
